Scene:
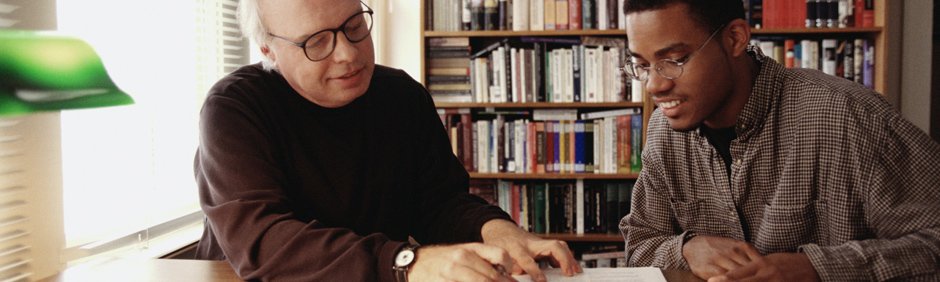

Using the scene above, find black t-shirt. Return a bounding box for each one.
[700,125,736,179]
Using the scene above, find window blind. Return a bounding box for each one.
[0,0,66,280]
[0,117,33,282]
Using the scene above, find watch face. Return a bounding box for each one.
[395,249,416,267]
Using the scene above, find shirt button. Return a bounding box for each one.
[739,124,748,130]
[734,159,743,166]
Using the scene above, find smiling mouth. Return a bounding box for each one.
[658,100,683,109]
[335,68,361,79]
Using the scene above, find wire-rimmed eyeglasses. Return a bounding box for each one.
[621,24,725,81]
[267,2,374,62]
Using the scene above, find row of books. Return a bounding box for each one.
[469,179,636,235]
[429,36,641,104]
[440,108,643,174]
[753,37,874,88]
[746,0,875,29]
[427,0,627,32]
[427,37,473,100]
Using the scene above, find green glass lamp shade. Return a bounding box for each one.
[0,30,133,116]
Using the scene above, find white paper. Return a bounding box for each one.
[513,267,667,282]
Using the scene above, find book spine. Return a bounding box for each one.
[555,0,569,30]
[582,0,594,29]
[568,0,582,30]
[484,0,498,30]
[471,0,484,30]
[498,0,509,30]
[462,0,472,30]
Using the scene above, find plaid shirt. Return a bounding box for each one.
[621,47,940,281]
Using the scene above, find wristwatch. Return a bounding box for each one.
[393,243,420,282]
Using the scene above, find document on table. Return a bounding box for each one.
[512,267,667,282]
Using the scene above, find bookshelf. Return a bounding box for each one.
[419,0,893,254]
[420,0,645,254]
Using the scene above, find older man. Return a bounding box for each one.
[193,0,581,281]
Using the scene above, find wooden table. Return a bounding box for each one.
[42,259,704,281]
[40,259,242,282]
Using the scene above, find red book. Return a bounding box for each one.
[784,39,796,68]
[568,0,582,30]
[790,0,807,28]
[861,0,874,27]
[461,113,474,172]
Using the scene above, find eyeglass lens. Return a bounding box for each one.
[304,11,373,61]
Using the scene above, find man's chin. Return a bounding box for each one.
[667,119,699,132]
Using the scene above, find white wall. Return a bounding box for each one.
[901,0,934,134]
[381,0,422,81]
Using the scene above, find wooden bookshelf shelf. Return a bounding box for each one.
[539,233,623,242]
[423,29,627,38]
[435,102,643,109]
[469,173,639,180]
[751,27,883,35]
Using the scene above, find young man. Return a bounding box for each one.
[193,0,581,281]
[619,0,940,281]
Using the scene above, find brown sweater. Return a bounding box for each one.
[194,64,511,281]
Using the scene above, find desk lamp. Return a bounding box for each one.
[0,30,133,116]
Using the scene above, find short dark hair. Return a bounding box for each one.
[623,0,745,33]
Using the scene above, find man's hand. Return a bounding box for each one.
[682,235,761,279]
[481,219,583,282]
[407,243,516,282]
[706,253,820,282]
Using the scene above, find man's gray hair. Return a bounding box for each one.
[238,0,276,70]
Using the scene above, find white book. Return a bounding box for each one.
[552,49,562,102]
[801,39,819,70]
[597,0,608,30]
[758,40,775,63]
[494,47,507,102]
[593,46,605,102]
[530,0,545,31]
[618,0,626,29]
[584,48,597,102]
[822,39,837,76]
[510,48,520,102]
[564,48,574,103]
[631,76,643,102]
[477,120,489,173]
[610,48,622,102]
[580,108,641,120]
[513,0,529,31]
[533,109,578,121]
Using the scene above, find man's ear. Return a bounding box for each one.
[261,44,276,62]
[725,18,751,58]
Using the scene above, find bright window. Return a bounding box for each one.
[56,0,245,251]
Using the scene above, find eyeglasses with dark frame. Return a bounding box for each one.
[621,24,726,81]
[267,2,374,62]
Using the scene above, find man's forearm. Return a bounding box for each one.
[481,219,534,243]
[799,230,940,281]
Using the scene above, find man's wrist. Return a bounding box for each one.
[392,243,421,282]
[682,231,698,245]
